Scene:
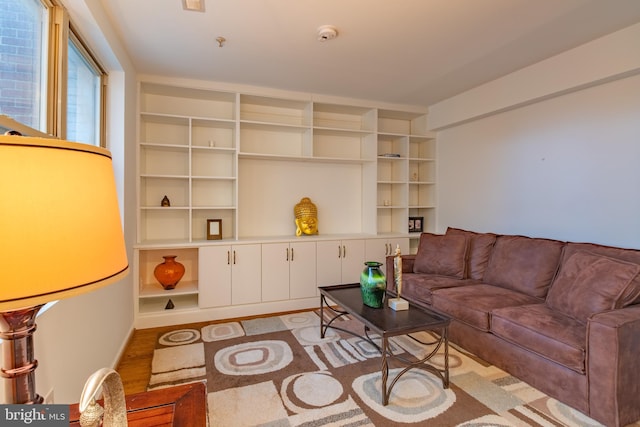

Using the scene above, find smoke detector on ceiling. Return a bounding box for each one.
[317,25,338,42]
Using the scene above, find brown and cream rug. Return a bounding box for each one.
[148,310,604,426]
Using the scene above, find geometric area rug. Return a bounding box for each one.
[148,310,605,427]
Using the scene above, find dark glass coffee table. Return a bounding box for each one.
[319,283,450,405]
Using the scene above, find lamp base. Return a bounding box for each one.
[0,305,44,404]
[388,297,409,311]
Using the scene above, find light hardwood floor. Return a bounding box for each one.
[115,309,312,395]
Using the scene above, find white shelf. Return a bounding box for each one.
[313,103,376,132]
[240,120,309,130]
[378,109,428,136]
[191,122,235,148]
[313,128,375,161]
[240,122,310,157]
[140,280,198,298]
[140,82,236,120]
[139,294,199,314]
[240,95,311,126]
[139,114,190,146]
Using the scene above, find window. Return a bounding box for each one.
[0,0,49,132]
[67,31,104,146]
[0,0,106,145]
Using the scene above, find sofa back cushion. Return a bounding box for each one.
[483,235,564,298]
[546,250,640,323]
[413,233,468,279]
[446,227,497,280]
[561,242,640,306]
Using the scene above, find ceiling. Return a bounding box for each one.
[98,0,640,107]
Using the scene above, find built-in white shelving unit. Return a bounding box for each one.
[376,110,436,253]
[137,83,238,244]
[135,78,434,327]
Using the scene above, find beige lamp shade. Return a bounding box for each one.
[0,136,129,311]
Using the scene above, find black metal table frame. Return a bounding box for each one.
[319,291,449,406]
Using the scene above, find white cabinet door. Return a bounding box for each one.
[231,244,262,305]
[341,239,366,284]
[317,239,365,286]
[200,244,262,307]
[289,241,317,299]
[261,242,290,302]
[199,245,232,308]
[316,240,343,287]
[365,239,389,265]
[263,241,317,301]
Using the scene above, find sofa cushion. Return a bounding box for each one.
[491,304,586,373]
[431,284,541,332]
[546,250,640,323]
[483,235,564,298]
[398,273,478,306]
[413,233,468,279]
[561,242,640,306]
[446,227,497,280]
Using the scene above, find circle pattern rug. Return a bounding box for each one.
[214,340,293,376]
[158,328,200,346]
[149,311,606,426]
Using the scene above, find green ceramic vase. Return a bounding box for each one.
[360,261,386,308]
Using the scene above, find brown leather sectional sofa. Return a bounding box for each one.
[386,228,640,427]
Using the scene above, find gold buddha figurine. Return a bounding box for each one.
[294,197,318,236]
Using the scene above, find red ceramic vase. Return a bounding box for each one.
[153,255,185,290]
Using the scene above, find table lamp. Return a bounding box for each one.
[0,135,129,404]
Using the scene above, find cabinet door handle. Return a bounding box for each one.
[291,248,294,261]
[342,245,346,258]
[338,245,341,258]
[227,250,230,265]
[233,250,236,264]
[286,248,289,261]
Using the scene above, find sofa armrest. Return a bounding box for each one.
[385,254,416,293]
[587,304,640,426]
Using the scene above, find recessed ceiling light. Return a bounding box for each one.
[182,0,205,12]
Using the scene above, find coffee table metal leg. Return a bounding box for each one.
[319,294,350,339]
[379,326,450,405]
[443,327,449,388]
[381,336,389,405]
[320,295,326,338]
[319,286,451,407]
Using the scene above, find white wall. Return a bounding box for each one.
[435,71,640,248]
[34,281,133,404]
[238,159,363,237]
[431,21,640,249]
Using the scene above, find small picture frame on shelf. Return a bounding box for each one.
[206,219,222,240]
[408,217,423,233]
